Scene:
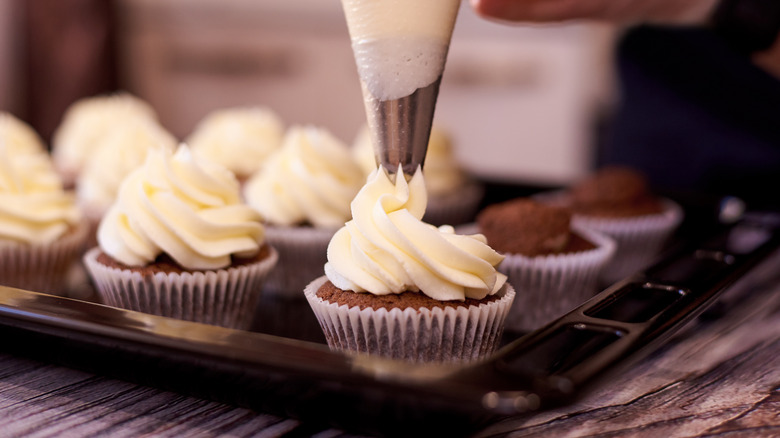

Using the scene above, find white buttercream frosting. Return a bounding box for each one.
[0,112,46,156]
[352,124,467,196]
[97,145,265,270]
[187,107,285,179]
[325,166,506,301]
[0,143,81,245]
[341,0,460,100]
[52,93,158,181]
[243,126,365,229]
[77,119,177,218]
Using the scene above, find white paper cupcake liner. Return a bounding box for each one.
[262,225,336,297]
[497,225,616,332]
[423,181,485,226]
[83,246,278,329]
[572,199,683,285]
[304,276,516,363]
[0,220,89,296]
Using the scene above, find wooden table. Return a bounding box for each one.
[0,253,778,438]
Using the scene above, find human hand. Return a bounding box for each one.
[470,0,719,25]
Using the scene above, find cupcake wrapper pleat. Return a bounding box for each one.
[0,221,89,296]
[83,246,278,329]
[498,226,616,332]
[573,199,683,284]
[262,226,335,296]
[304,276,515,363]
[423,181,484,226]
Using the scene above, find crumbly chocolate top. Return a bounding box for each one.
[316,280,501,311]
[96,245,271,274]
[569,166,664,217]
[477,198,577,256]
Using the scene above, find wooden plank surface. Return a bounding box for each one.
[0,254,778,437]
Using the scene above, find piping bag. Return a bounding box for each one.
[340,0,461,179]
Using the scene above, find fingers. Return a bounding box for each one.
[470,0,597,23]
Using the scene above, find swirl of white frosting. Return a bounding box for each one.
[0,143,81,245]
[325,167,506,301]
[244,126,365,228]
[188,107,285,179]
[97,145,265,270]
[0,112,46,156]
[352,124,467,196]
[52,93,157,181]
[77,119,177,218]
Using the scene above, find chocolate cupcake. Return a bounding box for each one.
[565,166,683,284]
[476,198,615,332]
[84,146,277,329]
[304,167,514,363]
[244,125,364,296]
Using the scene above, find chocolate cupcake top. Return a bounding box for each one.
[477,198,573,256]
[97,145,265,270]
[244,125,364,229]
[325,166,506,301]
[569,166,664,217]
[0,142,80,245]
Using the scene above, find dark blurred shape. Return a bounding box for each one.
[601,26,780,211]
[23,0,118,145]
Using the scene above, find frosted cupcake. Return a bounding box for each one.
[0,112,47,156]
[0,142,88,295]
[76,118,177,246]
[52,93,158,188]
[562,166,683,285]
[305,166,514,363]
[83,146,278,329]
[244,125,364,295]
[476,198,615,332]
[187,106,285,183]
[352,124,484,225]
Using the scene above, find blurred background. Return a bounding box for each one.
[0,0,617,188]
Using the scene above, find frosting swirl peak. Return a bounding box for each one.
[98,145,265,270]
[325,167,506,301]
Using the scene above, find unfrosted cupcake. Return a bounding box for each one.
[76,118,177,246]
[0,112,47,156]
[243,125,364,295]
[83,145,278,329]
[0,142,88,295]
[52,93,158,188]
[476,198,615,332]
[187,106,285,183]
[564,166,683,284]
[305,167,514,363]
[352,124,484,226]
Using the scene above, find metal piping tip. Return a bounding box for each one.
[363,76,442,178]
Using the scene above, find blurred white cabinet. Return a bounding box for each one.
[118,0,614,185]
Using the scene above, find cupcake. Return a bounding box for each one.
[476,198,615,332]
[243,125,364,295]
[187,106,285,183]
[564,166,683,285]
[0,112,47,156]
[52,93,158,188]
[83,146,278,329]
[352,124,484,226]
[0,141,88,296]
[76,118,177,246]
[305,166,514,363]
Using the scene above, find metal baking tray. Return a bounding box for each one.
[0,208,778,436]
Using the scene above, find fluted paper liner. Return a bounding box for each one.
[423,181,484,226]
[304,276,515,363]
[572,199,683,285]
[262,225,336,296]
[0,221,89,296]
[83,246,278,329]
[497,225,616,332]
